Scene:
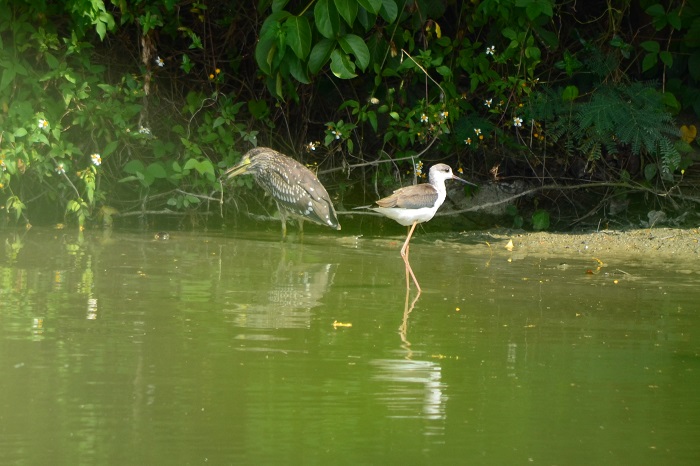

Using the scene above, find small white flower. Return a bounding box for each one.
[156,56,164,67]
[369,97,379,105]
[486,46,495,55]
[420,113,428,123]
[138,126,152,135]
[465,138,472,145]
[484,99,492,108]
[332,130,342,140]
[513,116,523,127]
[38,119,48,129]
[439,111,448,120]
[474,128,481,135]
[56,163,65,175]
[307,142,316,151]
[91,153,102,166]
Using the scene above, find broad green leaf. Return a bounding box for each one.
[642,53,657,72]
[255,34,277,75]
[123,159,145,175]
[330,49,357,78]
[531,209,550,230]
[146,162,167,179]
[358,0,382,14]
[335,0,358,27]
[103,140,119,156]
[667,11,681,30]
[287,54,311,83]
[501,27,517,41]
[368,111,378,132]
[640,40,660,53]
[561,85,579,102]
[284,16,311,59]
[195,159,215,178]
[644,163,658,181]
[315,0,340,39]
[13,127,27,137]
[525,46,541,60]
[271,0,290,12]
[659,50,673,67]
[0,68,16,91]
[435,65,451,76]
[379,0,398,23]
[308,38,335,74]
[338,34,370,70]
[45,52,59,69]
[525,3,542,20]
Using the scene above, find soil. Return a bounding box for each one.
[455,227,700,265]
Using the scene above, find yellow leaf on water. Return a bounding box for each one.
[505,239,514,251]
[680,124,697,143]
[332,320,352,328]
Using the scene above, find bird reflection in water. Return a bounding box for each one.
[226,247,337,332]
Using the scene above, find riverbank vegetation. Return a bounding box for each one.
[1,0,698,230]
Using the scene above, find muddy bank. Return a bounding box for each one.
[451,227,700,265]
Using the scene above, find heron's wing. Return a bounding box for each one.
[265,158,341,229]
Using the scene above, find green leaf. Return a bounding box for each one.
[271,0,290,12]
[255,33,277,75]
[330,49,357,78]
[644,163,658,181]
[368,111,378,132]
[123,160,145,175]
[640,40,660,53]
[103,140,119,156]
[335,0,358,27]
[531,209,550,230]
[284,16,311,59]
[645,4,665,17]
[45,52,59,69]
[358,0,382,14]
[309,38,335,74]
[0,67,16,92]
[561,85,579,102]
[667,11,681,30]
[315,0,340,39]
[287,54,311,83]
[525,3,542,20]
[248,99,269,119]
[659,51,673,67]
[146,162,167,179]
[13,127,27,138]
[435,65,451,77]
[501,27,517,41]
[525,46,541,61]
[338,34,370,70]
[642,53,657,72]
[379,0,398,23]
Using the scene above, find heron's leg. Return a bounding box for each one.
[278,207,288,239]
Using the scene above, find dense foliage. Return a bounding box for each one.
[0,0,698,229]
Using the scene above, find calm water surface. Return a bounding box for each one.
[1,227,699,465]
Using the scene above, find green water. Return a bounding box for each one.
[1,228,699,465]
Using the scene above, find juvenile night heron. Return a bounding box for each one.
[372,163,475,291]
[225,147,341,237]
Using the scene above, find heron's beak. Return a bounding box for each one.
[452,174,477,187]
[224,155,252,179]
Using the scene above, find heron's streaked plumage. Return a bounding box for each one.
[225,147,341,236]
